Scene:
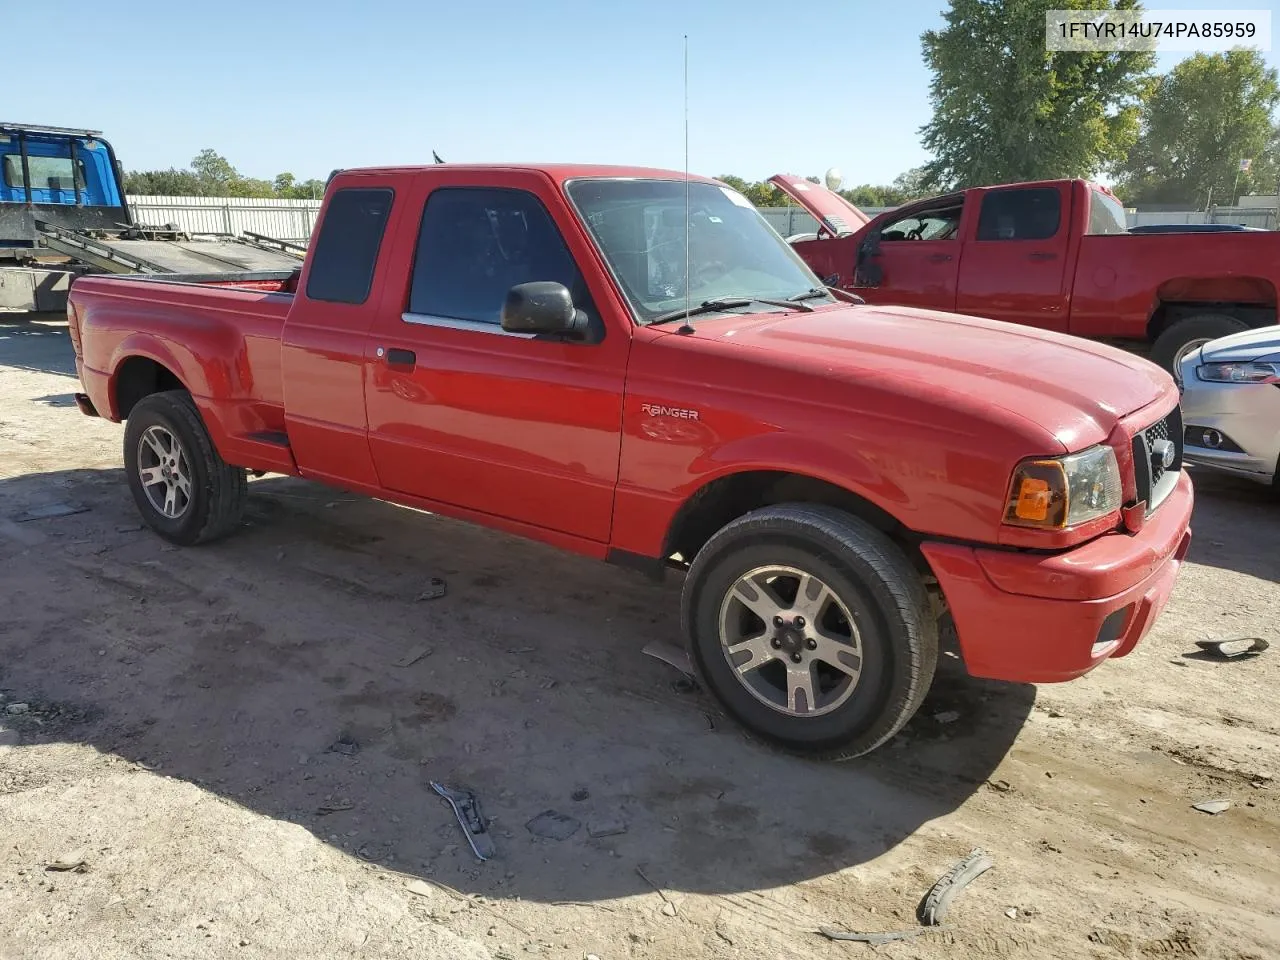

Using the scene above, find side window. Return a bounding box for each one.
[879,203,962,242]
[305,187,394,304]
[975,188,1061,241]
[409,187,592,325]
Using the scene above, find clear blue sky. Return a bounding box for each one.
[5,0,1275,186]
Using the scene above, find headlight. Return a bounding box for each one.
[1003,445,1122,529]
[1196,361,1280,384]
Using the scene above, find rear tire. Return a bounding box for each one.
[681,503,938,760]
[123,390,247,546]
[1151,314,1247,384]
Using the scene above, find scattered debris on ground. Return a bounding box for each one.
[433,782,495,860]
[525,810,581,842]
[1192,799,1231,815]
[918,848,995,925]
[1194,638,1269,660]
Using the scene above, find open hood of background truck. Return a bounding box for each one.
[767,174,870,237]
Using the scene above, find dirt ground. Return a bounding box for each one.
[0,314,1277,960]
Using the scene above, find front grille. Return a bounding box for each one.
[1132,406,1184,514]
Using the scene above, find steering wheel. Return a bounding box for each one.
[906,225,924,241]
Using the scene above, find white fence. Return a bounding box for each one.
[126,195,320,243]
[125,195,1276,246]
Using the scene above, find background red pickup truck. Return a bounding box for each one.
[68,163,1193,760]
[775,174,1280,378]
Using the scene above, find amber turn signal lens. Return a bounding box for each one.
[1004,460,1068,528]
[1003,445,1123,531]
[1014,476,1051,521]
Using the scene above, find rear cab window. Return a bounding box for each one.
[305,187,395,304]
[975,187,1062,241]
[1085,188,1128,236]
[0,133,120,207]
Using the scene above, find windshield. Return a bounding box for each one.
[565,178,828,323]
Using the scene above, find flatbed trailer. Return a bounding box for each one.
[0,122,304,312]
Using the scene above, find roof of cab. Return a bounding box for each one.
[331,163,723,185]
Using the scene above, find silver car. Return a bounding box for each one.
[1179,325,1280,486]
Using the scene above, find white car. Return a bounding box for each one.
[1179,325,1280,487]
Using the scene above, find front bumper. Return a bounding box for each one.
[921,470,1194,684]
[1178,375,1280,485]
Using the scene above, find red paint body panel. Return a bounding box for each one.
[922,471,1192,682]
[67,162,1196,691]
[782,177,1280,343]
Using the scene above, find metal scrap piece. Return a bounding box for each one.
[431,781,495,861]
[918,847,994,925]
[1195,638,1269,659]
[818,926,936,945]
[641,641,694,677]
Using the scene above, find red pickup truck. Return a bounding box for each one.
[773,174,1280,378]
[67,163,1193,759]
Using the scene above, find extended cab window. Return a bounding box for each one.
[409,187,590,325]
[1086,189,1128,236]
[305,187,394,304]
[976,187,1061,241]
[879,201,962,242]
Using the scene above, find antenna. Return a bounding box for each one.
[677,34,695,335]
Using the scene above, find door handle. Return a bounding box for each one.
[385,348,417,366]
[1028,252,1057,261]
[927,253,953,263]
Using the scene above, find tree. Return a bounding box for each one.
[715,174,786,207]
[123,168,203,196]
[1114,50,1280,206]
[123,152,327,200]
[190,148,238,193]
[920,0,1154,190]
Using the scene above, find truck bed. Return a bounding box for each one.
[70,272,297,474]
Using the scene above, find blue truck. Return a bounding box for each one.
[1,122,304,312]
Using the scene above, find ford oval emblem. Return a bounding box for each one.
[1151,438,1175,470]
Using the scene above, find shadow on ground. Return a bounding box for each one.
[1182,466,1279,584]
[0,466,1035,906]
[0,316,77,377]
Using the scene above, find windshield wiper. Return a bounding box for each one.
[649,295,812,326]
[788,288,834,304]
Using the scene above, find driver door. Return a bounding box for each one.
[363,171,631,544]
[856,203,963,312]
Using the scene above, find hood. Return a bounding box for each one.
[768,174,869,237]
[702,304,1173,451]
[1197,324,1280,364]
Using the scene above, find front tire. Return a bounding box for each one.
[123,390,247,546]
[681,504,938,760]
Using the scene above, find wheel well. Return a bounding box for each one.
[663,471,922,571]
[114,357,187,419]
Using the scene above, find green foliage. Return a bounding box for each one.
[124,149,325,199]
[716,174,788,207]
[921,0,1155,189]
[1114,50,1280,206]
[840,168,932,207]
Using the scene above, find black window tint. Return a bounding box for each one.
[410,187,590,324]
[305,187,393,304]
[975,188,1061,241]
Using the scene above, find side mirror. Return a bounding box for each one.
[501,282,588,337]
[853,237,883,287]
